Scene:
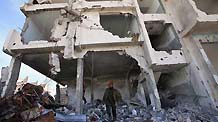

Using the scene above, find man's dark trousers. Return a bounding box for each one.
[106,104,116,121]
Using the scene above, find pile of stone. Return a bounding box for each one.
[0,83,88,122]
[2,82,218,122]
[0,83,60,122]
[86,100,218,122]
[165,103,218,122]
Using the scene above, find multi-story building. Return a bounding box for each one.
[1,0,218,113]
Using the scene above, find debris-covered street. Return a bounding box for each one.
[85,97,218,122]
[1,82,218,122]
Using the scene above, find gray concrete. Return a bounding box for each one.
[1,57,21,97]
[3,0,218,111]
[0,67,9,96]
[55,84,61,103]
[144,71,161,111]
[75,58,84,113]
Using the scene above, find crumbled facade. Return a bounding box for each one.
[1,0,218,114]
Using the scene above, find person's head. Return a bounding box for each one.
[107,81,113,88]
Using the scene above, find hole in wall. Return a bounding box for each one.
[157,73,177,108]
[146,23,182,53]
[22,11,60,44]
[157,69,196,108]
[100,14,140,38]
[82,51,142,102]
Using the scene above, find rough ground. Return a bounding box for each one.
[86,100,218,122]
[1,83,218,122]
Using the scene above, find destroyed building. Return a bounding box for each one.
[1,0,218,116]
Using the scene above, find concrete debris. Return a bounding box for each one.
[131,109,137,116]
[3,0,218,121]
[50,17,69,42]
[55,113,86,122]
[0,83,63,122]
[49,52,61,76]
[0,81,218,122]
[84,99,218,122]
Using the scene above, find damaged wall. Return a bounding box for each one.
[22,11,60,43]
[2,0,218,111]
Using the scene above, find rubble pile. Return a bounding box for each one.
[86,100,218,122]
[1,83,218,122]
[0,83,59,122]
[0,83,87,122]
[165,103,218,122]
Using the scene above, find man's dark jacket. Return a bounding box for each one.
[103,87,116,106]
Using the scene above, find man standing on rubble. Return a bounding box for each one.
[103,81,118,121]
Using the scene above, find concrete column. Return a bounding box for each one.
[137,83,148,107]
[1,57,21,97]
[55,84,61,104]
[67,82,77,109]
[75,58,84,113]
[143,70,161,111]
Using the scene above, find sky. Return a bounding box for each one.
[0,0,56,95]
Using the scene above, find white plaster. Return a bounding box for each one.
[143,14,173,24]
[63,21,80,59]
[153,50,186,66]
[76,12,133,46]
[71,0,134,10]
[50,17,70,42]
[3,30,22,55]
[49,52,61,75]
[21,3,68,13]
